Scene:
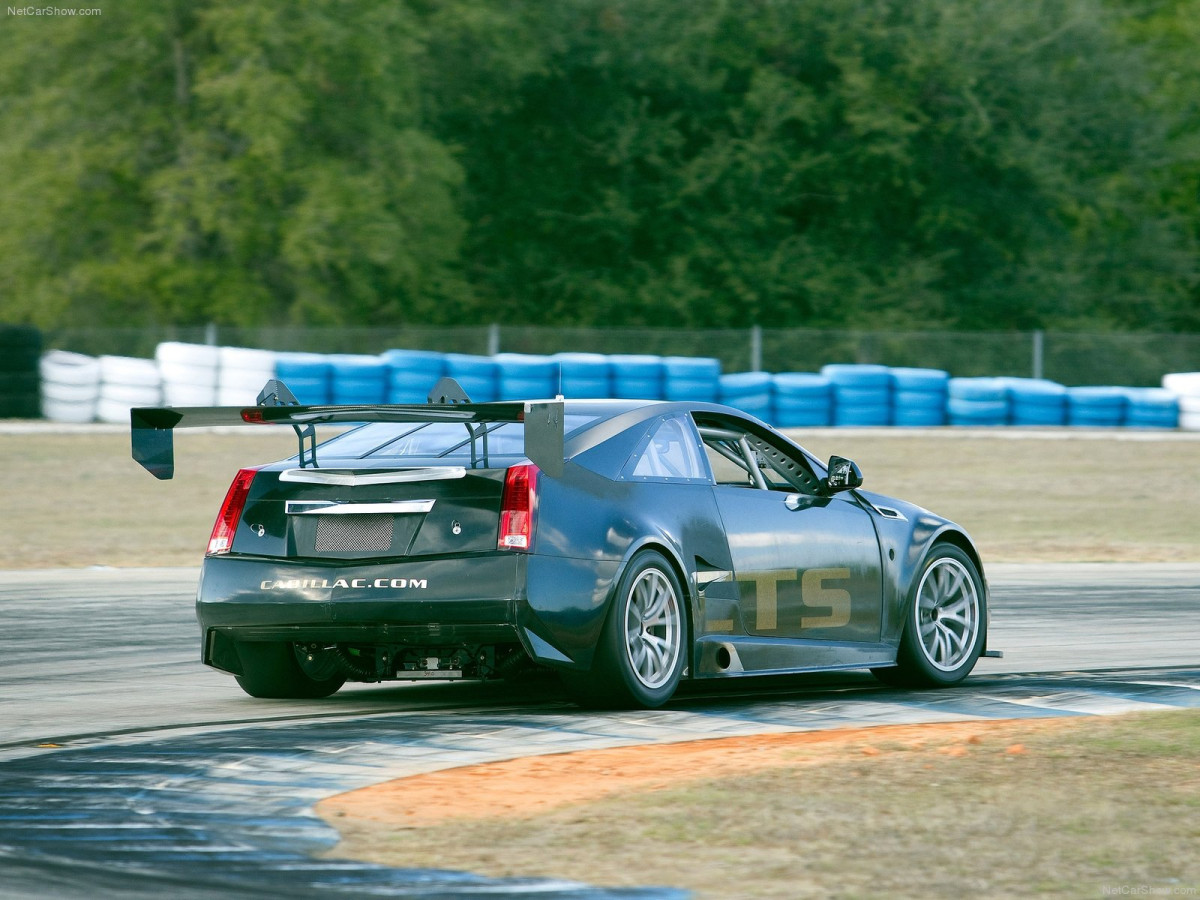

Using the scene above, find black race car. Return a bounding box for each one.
[132,378,993,709]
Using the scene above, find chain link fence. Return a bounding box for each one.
[40,324,1200,387]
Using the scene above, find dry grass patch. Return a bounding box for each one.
[1,428,1197,567]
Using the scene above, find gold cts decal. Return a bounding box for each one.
[799,568,852,629]
[747,567,852,632]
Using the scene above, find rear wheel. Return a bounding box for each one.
[563,550,689,709]
[874,544,986,688]
[234,642,346,699]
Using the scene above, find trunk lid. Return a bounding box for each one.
[232,465,508,561]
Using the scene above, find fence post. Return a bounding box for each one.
[205,322,218,346]
[750,325,763,372]
[1032,330,1044,380]
[487,323,501,356]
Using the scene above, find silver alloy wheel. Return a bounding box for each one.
[622,567,682,690]
[914,557,980,672]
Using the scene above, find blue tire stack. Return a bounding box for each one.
[1122,388,1179,429]
[381,349,445,403]
[329,354,389,405]
[947,378,1010,426]
[890,368,949,426]
[663,356,721,402]
[275,353,331,405]
[1003,378,1067,426]
[553,353,611,398]
[719,372,773,421]
[610,355,664,400]
[443,354,498,402]
[1067,387,1127,427]
[821,364,892,426]
[772,373,833,427]
[495,353,557,400]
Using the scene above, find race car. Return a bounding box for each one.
[132,378,993,708]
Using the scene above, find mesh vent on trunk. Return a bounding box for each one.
[314,515,392,553]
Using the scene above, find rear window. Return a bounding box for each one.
[316,415,599,462]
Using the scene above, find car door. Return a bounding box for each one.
[696,416,884,643]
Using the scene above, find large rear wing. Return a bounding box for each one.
[131,379,566,480]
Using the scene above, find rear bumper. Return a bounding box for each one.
[197,553,524,631]
[195,551,618,673]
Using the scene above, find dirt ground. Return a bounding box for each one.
[317,719,1062,828]
[317,711,1200,897]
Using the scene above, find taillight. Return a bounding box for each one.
[498,464,538,551]
[207,468,258,555]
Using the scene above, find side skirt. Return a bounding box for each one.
[693,634,898,678]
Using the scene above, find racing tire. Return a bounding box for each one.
[873,544,986,688]
[234,641,346,699]
[563,550,689,709]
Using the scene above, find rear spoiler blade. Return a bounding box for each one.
[131,400,565,480]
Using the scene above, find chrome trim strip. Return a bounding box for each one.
[286,500,435,516]
[279,467,466,486]
[871,504,908,521]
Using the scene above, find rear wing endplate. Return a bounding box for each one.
[131,391,565,480]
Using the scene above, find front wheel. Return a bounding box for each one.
[563,551,689,709]
[234,641,346,699]
[874,544,986,688]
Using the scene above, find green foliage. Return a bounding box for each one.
[0,1,468,327]
[0,0,1196,331]
[428,0,1198,331]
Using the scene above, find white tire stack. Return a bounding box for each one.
[156,342,219,406]
[97,356,161,423]
[218,346,277,406]
[1163,372,1200,431]
[40,350,101,423]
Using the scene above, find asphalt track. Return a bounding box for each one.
[1,564,1199,898]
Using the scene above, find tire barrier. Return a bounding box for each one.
[663,356,721,403]
[947,377,1010,426]
[495,353,557,401]
[0,324,43,419]
[39,350,99,423]
[771,373,833,427]
[28,336,1198,432]
[719,371,773,421]
[553,352,611,399]
[97,355,161,424]
[1163,372,1200,431]
[1066,386,1127,427]
[443,353,499,402]
[381,349,444,403]
[1122,388,1178,429]
[610,354,665,400]
[1001,377,1067,426]
[275,353,331,405]
[329,355,389,405]
[156,342,219,407]
[821,364,892,426]
[218,346,278,406]
[890,367,949,427]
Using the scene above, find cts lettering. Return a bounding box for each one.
[259,577,428,590]
[747,567,851,631]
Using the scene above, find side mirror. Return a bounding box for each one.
[824,455,863,493]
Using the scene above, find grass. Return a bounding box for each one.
[0,427,1195,568]
[323,710,1200,899]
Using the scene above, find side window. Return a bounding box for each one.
[695,417,822,494]
[629,417,708,481]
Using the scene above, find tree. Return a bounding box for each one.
[423,0,1198,331]
[0,1,469,328]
